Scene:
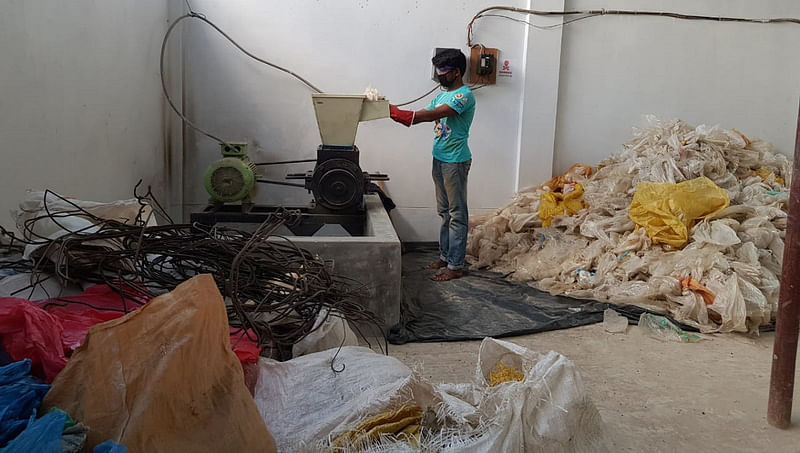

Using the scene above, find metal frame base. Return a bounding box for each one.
[190,204,366,236]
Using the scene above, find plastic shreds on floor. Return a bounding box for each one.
[639,313,702,343]
[467,116,790,334]
[603,309,628,334]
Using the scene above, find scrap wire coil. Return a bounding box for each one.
[0,188,385,358]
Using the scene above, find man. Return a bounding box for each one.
[389,48,476,281]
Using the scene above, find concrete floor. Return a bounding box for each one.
[388,324,800,452]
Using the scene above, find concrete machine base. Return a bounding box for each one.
[287,194,401,329]
[192,194,401,328]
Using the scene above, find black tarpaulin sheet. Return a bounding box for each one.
[388,245,691,344]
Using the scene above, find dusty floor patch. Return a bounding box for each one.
[387,325,800,452]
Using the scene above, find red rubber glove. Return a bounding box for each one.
[389,104,415,127]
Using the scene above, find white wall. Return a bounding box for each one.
[1,1,796,241]
[554,0,800,174]
[516,0,564,191]
[179,0,800,240]
[182,0,537,240]
[0,1,171,231]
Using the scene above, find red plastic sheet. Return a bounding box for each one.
[0,284,262,382]
[40,284,139,354]
[0,298,67,382]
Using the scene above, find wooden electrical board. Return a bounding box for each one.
[468,46,498,85]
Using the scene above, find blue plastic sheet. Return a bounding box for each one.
[94,440,128,453]
[0,360,50,447]
[0,359,31,385]
[0,408,65,453]
[0,360,112,452]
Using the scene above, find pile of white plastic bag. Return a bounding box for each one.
[255,338,605,452]
[467,116,791,334]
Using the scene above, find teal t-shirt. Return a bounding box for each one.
[425,85,475,163]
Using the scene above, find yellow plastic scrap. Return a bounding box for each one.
[541,163,594,192]
[489,362,525,386]
[753,167,785,185]
[628,177,729,249]
[331,404,422,449]
[679,275,715,305]
[397,423,421,448]
[538,183,587,227]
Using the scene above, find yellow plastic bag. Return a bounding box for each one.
[332,405,422,449]
[540,163,593,192]
[753,167,785,185]
[628,177,729,249]
[538,183,587,227]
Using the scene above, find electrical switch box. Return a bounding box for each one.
[469,46,499,85]
[477,54,494,75]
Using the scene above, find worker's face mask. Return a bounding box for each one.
[436,68,457,88]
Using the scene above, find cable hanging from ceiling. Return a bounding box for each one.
[161,8,442,143]
[467,6,800,46]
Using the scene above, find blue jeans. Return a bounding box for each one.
[432,158,471,270]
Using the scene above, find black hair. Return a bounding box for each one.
[432,48,467,77]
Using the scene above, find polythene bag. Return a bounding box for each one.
[93,440,127,453]
[541,164,593,192]
[539,183,587,227]
[0,298,67,382]
[253,347,420,451]
[290,308,359,358]
[628,177,729,248]
[460,338,606,452]
[42,275,276,452]
[1,408,65,453]
[253,339,606,453]
[0,285,261,383]
[0,360,51,447]
[14,190,155,260]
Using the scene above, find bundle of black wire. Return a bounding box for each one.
[0,188,385,361]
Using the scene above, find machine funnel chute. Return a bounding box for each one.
[311,94,389,147]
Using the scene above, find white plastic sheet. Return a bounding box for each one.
[254,339,606,452]
[14,190,154,259]
[291,309,358,358]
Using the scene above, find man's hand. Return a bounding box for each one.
[389,105,415,127]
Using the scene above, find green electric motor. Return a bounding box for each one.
[203,143,256,203]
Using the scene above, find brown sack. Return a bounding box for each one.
[43,274,276,452]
